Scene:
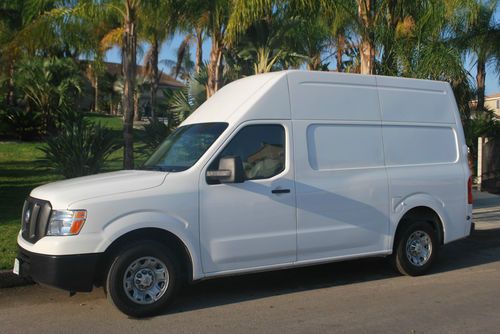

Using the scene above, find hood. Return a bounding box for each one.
[30,170,168,209]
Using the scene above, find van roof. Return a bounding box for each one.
[182,70,455,126]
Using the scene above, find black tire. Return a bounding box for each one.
[392,221,438,276]
[106,241,181,317]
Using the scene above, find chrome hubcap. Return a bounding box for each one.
[123,257,169,304]
[406,230,433,267]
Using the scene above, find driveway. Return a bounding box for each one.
[1,192,499,334]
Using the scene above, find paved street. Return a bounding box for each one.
[1,192,499,334]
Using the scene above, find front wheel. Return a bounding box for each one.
[106,241,181,317]
[392,221,438,276]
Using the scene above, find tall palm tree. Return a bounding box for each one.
[455,0,499,111]
[205,0,231,97]
[0,0,23,106]
[73,0,141,169]
[183,0,232,97]
[116,0,140,169]
[141,0,177,120]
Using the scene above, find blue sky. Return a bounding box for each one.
[106,25,500,96]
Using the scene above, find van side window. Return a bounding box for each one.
[209,124,285,181]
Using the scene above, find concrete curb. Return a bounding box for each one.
[0,270,34,289]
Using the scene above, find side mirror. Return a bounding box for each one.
[206,156,245,183]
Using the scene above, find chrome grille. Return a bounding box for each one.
[21,197,52,243]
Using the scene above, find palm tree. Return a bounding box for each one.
[455,0,499,111]
[68,0,141,168]
[0,0,23,106]
[16,57,82,134]
[141,0,177,120]
[236,15,309,73]
[227,1,359,71]
[204,0,232,97]
[183,0,232,97]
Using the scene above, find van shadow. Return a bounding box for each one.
[162,227,500,316]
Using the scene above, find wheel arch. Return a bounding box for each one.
[95,227,196,287]
[392,206,445,251]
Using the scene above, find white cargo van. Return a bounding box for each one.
[15,71,473,317]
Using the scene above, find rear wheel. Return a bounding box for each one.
[106,241,181,317]
[392,221,438,276]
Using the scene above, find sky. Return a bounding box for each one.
[105,12,500,96]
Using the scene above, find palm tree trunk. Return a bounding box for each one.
[381,0,397,75]
[476,58,486,111]
[195,27,203,74]
[122,3,137,169]
[94,75,99,113]
[150,38,159,120]
[134,90,140,121]
[207,35,223,98]
[358,0,375,75]
[307,53,321,71]
[336,33,345,72]
[7,61,15,106]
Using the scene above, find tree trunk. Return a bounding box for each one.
[476,58,486,111]
[134,90,140,121]
[94,75,99,113]
[336,33,345,72]
[110,94,114,115]
[6,61,15,106]
[381,0,397,75]
[195,27,203,74]
[149,38,159,120]
[307,53,321,71]
[207,36,224,98]
[358,0,375,75]
[122,3,137,169]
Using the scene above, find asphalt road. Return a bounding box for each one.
[1,196,499,334]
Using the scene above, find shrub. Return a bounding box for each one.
[38,115,120,178]
[142,118,170,152]
[1,107,43,140]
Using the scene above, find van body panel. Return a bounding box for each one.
[376,75,455,124]
[183,72,288,126]
[287,71,380,121]
[199,120,297,273]
[386,164,466,243]
[292,120,391,260]
[29,170,167,209]
[70,171,204,279]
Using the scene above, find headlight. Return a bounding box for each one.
[46,210,87,236]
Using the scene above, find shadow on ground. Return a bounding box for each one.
[154,227,500,316]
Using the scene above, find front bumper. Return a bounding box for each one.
[16,245,102,292]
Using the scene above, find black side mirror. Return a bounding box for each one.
[206,156,245,183]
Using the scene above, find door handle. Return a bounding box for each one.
[271,188,290,194]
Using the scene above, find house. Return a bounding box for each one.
[470,93,500,120]
[81,61,184,116]
[484,93,500,118]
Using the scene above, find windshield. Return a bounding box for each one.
[142,122,228,172]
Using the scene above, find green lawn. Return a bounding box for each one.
[0,113,148,269]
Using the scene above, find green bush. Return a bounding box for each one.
[38,115,121,178]
[1,107,43,140]
[141,118,170,152]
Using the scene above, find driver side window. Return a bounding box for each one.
[208,124,285,181]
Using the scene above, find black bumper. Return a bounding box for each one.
[16,246,102,292]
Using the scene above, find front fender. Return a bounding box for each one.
[96,210,203,280]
